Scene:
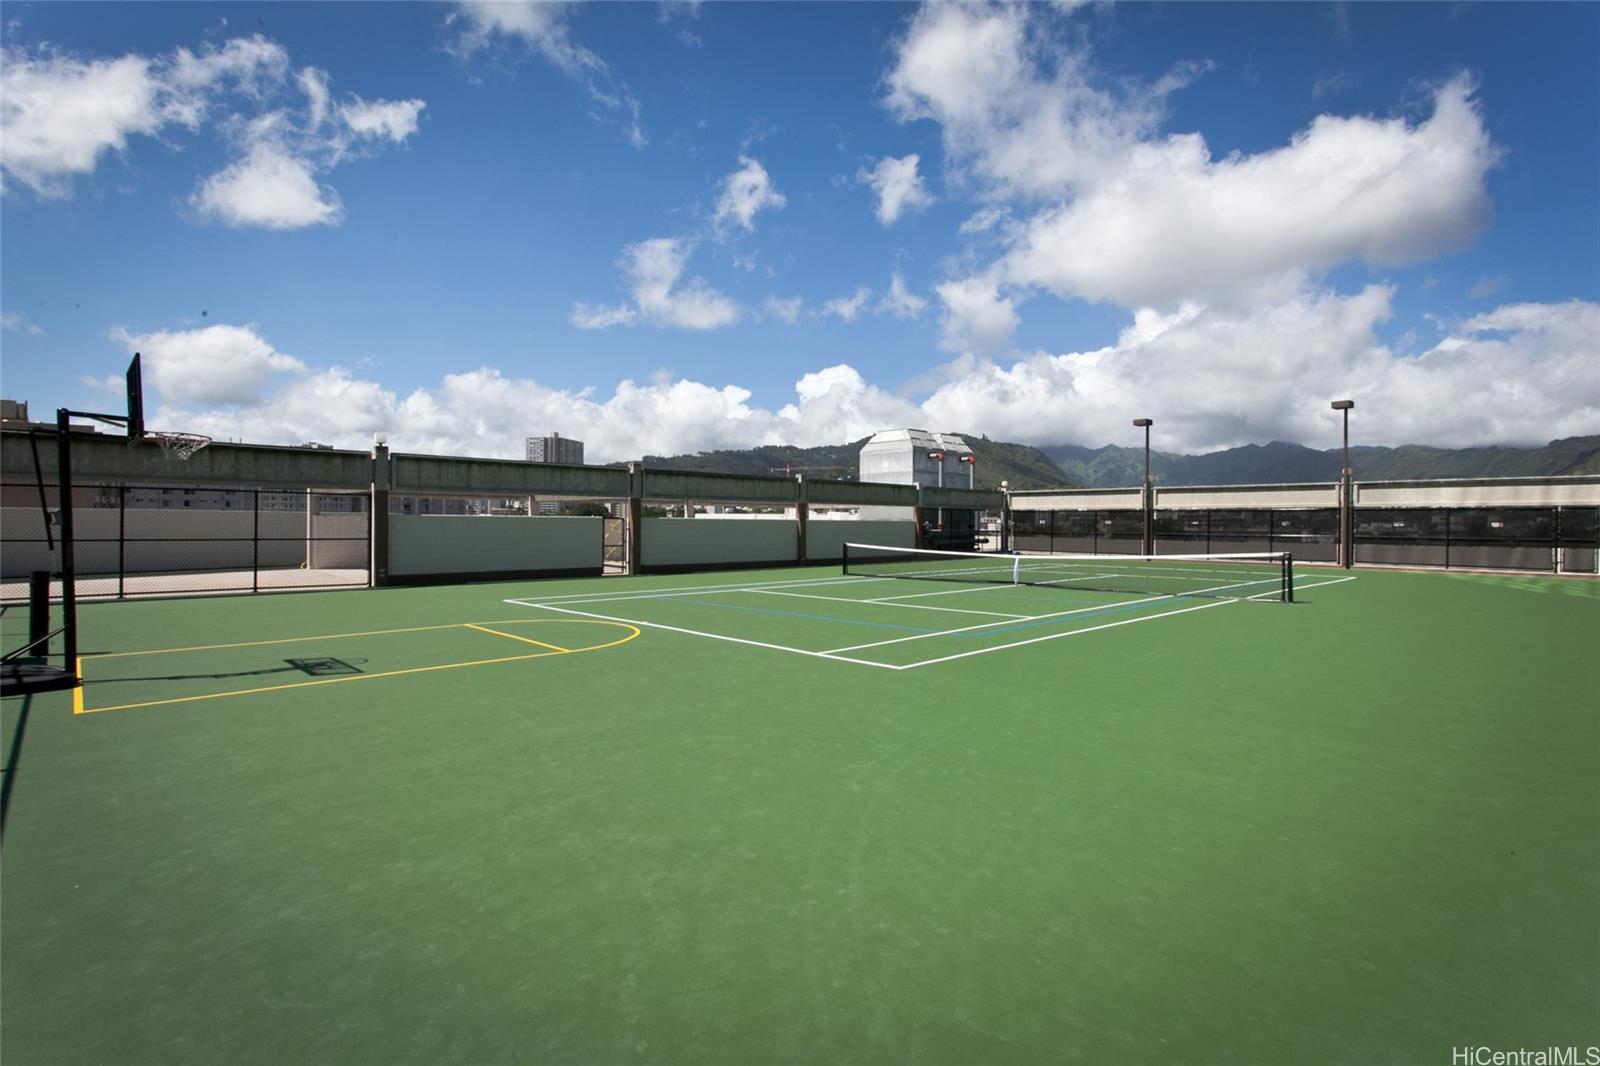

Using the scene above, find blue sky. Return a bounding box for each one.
[2,1,1596,461]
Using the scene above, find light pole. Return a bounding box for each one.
[1331,400,1354,568]
[1133,419,1153,555]
[929,450,945,544]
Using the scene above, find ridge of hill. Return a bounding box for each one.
[621,434,1599,492]
[1045,435,1600,487]
[629,435,1072,491]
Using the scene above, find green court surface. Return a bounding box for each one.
[2,564,1596,1064]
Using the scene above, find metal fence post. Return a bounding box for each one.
[118,484,127,599]
[252,489,260,593]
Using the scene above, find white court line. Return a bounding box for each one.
[826,573,1277,654]
[506,573,887,607]
[749,588,1029,619]
[899,599,1233,669]
[518,602,902,670]
[868,583,1024,602]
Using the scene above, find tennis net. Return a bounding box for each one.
[842,543,1295,602]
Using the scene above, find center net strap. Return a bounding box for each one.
[842,543,1293,602]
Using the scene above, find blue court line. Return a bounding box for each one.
[657,594,939,634]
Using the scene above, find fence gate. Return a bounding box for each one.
[602,516,628,574]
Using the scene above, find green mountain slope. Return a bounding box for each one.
[629,435,1073,491]
[1046,436,1600,487]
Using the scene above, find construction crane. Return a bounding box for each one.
[768,463,852,478]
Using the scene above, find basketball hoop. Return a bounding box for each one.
[147,431,213,461]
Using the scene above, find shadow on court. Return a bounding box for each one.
[86,657,367,686]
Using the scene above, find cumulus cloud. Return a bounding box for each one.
[919,291,1600,452]
[878,274,928,319]
[999,76,1498,308]
[887,5,1499,333]
[821,287,872,322]
[125,295,1598,461]
[764,295,803,325]
[192,142,343,229]
[714,155,786,232]
[0,36,289,198]
[1468,273,1508,300]
[110,323,306,406]
[1,311,45,336]
[0,34,423,227]
[571,237,739,331]
[446,1,645,148]
[857,153,933,224]
[935,276,1019,354]
[885,3,1174,201]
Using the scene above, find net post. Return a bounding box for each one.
[842,541,849,577]
[1284,553,1294,603]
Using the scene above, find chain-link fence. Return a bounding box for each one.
[1,478,370,602]
[1354,506,1600,572]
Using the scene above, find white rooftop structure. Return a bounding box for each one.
[859,429,974,489]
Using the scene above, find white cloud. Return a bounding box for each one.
[338,95,425,143]
[1,36,423,228]
[885,3,1169,201]
[887,8,1499,322]
[935,276,1018,354]
[128,297,1599,461]
[191,142,343,230]
[0,51,166,198]
[299,67,331,132]
[1,311,45,336]
[999,76,1499,308]
[958,205,1008,236]
[571,237,739,331]
[1468,274,1508,300]
[714,155,786,232]
[764,296,803,325]
[878,274,928,319]
[857,153,933,225]
[0,37,292,199]
[568,303,638,329]
[919,291,1600,452]
[821,287,872,322]
[446,1,645,148]
[110,323,305,406]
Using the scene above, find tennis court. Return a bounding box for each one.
[2,555,1596,1064]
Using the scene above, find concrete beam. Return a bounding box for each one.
[392,454,631,497]
[640,468,799,504]
[1,429,371,489]
[920,486,1005,510]
[807,479,918,507]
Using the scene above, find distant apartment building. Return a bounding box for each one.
[526,432,584,465]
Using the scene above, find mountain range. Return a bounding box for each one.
[630,435,1600,491]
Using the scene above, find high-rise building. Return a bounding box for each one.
[525,432,584,465]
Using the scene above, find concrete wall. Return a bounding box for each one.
[641,516,796,568]
[806,519,916,561]
[1156,483,1339,509]
[1354,475,1600,508]
[1011,487,1143,511]
[388,515,601,578]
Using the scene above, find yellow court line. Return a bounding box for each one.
[81,622,474,660]
[463,623,572,653]
[74,620,641,716]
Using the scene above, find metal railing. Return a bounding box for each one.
[1,479,371,602]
